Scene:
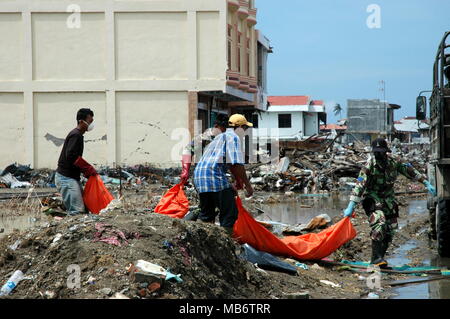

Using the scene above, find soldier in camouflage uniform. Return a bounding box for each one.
[344,138,436,268]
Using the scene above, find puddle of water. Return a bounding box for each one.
[0,214,44,238]
[391,283,429,299]
[390,199,450,299]
[387,240,417,266]
[259,193,350,225]
[407,200,428,215]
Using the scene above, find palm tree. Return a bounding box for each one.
[333,103,343,120]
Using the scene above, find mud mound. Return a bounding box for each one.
[0,212,271,299]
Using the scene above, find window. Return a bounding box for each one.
[252,114,259,128]
[227,25,233,70]
[228,40,232,70]
[246,38,250,76]
[278,114,292,128]
[237,32,242,73]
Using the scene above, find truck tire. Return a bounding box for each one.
[436,199,450,257]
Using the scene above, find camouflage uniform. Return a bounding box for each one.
[350,155,427,243]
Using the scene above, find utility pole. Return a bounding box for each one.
[379,80,388,141]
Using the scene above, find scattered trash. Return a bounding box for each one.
[92,223,140,247]
[295,262,309,270]
[162,240,174,251]
[0,270,24,296]
[86,276,96,285]
[0,173,32,189]
[241,244,298,275]
[302,214,331,231]
[367,292,380,299]
[8,240,22,251]
[99,198,122,214]
[52,233,63,243]
[320,280,341,288]
[129,260,167,284]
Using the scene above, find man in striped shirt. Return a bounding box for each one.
[194,114,254,236]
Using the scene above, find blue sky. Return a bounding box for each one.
[256,0,450,123]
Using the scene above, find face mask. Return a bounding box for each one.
[82,120,95,132]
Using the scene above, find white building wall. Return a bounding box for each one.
[256,111,305,140]
[0,0,227,169]
[256,111,322,141]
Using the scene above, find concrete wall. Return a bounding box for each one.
[0,0,227,169]
[0,93,26,166]
[347,99,388,135]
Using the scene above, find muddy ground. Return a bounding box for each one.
[0,178,440,299]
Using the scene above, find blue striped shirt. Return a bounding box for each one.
[194,130,244,193]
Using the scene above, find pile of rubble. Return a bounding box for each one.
[0,164,55,189]
[249,145,368,193]
[0,211,280,299]
[0,163,181,190]
[248,141,429,194]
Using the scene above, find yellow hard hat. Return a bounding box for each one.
[228,114,253,127]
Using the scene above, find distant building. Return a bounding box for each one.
[394,117,430,144]
[346,99,401,144]
[254,96,326,141]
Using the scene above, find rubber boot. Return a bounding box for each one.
[381,238,391,259]
[370,240,388,269]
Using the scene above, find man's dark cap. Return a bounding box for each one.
[371,138,391,152]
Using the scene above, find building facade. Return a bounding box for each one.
[0,0,269,169]
[394,117,430,144]
[254,96,326,141]
[346,99,400,144]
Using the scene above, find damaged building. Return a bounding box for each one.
[0,0,271,169]
[346,99,401,144]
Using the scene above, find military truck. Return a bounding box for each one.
[417,31,450,257]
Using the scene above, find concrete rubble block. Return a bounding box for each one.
[276,157,290,173]
[129,260,166,285]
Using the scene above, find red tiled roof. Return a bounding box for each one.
[268,96,310,106]
[312,100,324,106]
[320,124,347,130]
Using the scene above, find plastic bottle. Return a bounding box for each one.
[0,270,24,296]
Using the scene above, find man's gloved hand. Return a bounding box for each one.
[74,156,98,178]
[424,181,437,197]
[180,155,192,185]
[343,201,356,218]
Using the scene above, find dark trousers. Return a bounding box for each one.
[198,188,238,228]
